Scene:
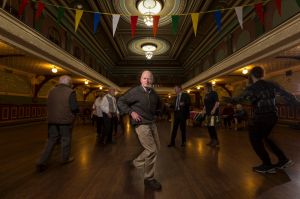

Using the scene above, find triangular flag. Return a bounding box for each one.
[57,7,64,24]
[171,15,179,34]
[153,15,160,37]
[275,0,282,16]
[112,14,120,37]
[113,14,120,37]
[214,10,222,32]
[296,0,300,7]
[191,13,199,36]
[255,3,264,25]
[35,1,45,20]
[130,16,138,38]
[18,0,29,17]
[75,9,83,32]
[2,0,7,9]
[93,13,101,33]
[234,6,243,29]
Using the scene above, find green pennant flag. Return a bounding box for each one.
[171,15,179,34]
[57,7,64,24]
[296,0,300,7]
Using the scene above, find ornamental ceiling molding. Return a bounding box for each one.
[113,0,187,27]
[128,37,170,55]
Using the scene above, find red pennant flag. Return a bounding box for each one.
[152,16,160,37]
[255,3,264,25]
[18,0,29,17]
[275,0,282,16]
[130,16,138,38]
[35,1,45,20]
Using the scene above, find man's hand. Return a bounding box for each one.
[131,111,142,122]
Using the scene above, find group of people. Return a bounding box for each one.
[36,66,299,191]
[221,103,248,130]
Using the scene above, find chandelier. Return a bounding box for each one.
[137,0,162,27]
[141,43,157,59]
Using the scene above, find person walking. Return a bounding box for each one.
[36,75,79,172]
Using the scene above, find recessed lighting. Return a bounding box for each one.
[242,69,248,74]
[51,67,57,73]
[85,80,89,85]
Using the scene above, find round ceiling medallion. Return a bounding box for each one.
[113,0,187,27]
[128,37,170,55]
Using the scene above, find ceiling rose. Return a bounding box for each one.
[113,0,187,27]
[128,37,170,57]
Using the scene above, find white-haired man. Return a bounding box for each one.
[36,75,79,172]
[118,70,162,191]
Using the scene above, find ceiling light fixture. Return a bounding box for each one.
[85,80,89,85]
[51,66,58,73]
[242,68,248,75]
[212,81,216,85]
[99,86,103,90]
[141,43,157,59]
[137,0,163,27]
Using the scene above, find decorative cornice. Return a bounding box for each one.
[182,13,300,89]
[0,9,120,90]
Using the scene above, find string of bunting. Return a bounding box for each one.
[2,0,299,37]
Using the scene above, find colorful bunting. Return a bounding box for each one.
[153,16,160,37]
[255,3,264,25]
[234,6,243,29]
[214,10,222,32]
[93,13,101,33]
[57,7,64,24]
[35,1,45,20]
[171,15,179,34]
[18,0,29,17]
[112,14,120,37]
[275,0,282,16]
[75,9,83,32]
[130,16,138,38]
[2,0,7,9]
[191,13,199,36]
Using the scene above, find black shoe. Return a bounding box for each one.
[274,159,294,169]
[253,164,276,174]
[167,144,175,147]
[181,143,186,147]
[144,179,162,191]
[62,157,74,165]
[36,164,47,173]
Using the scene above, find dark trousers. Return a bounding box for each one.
[37,124,73,165]
[223,117,231,128]
[207,126,218,141]
[248,113,287,165]
[102,113,114,143]
[96,116,103,138]
[170,111,187,144]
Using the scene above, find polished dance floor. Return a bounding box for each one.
[1,119,300,199]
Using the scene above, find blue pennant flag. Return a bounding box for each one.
[214,10,222,32]
[94,13,101,33]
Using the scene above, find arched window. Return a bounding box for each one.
[48,27,61,46]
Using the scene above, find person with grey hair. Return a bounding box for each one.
[117,70,162,191]
[36,75,79,172]
[100,87,119,144]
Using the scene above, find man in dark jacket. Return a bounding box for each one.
[36,75,79,172]
[234,66,300,174]
[117,70,162,191]
[168,85,190,147]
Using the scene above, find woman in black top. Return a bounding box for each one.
[202,82,220,147]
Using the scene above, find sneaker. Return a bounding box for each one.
[253,164,276,174]
[62,157,74,165]
[144,179,162,191]
[275,159,294,169]
[36,164,47,173]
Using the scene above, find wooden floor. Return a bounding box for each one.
[1,120,300,199]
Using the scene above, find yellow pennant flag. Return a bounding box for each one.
[75,9,83,32]
[191,13,199,36]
